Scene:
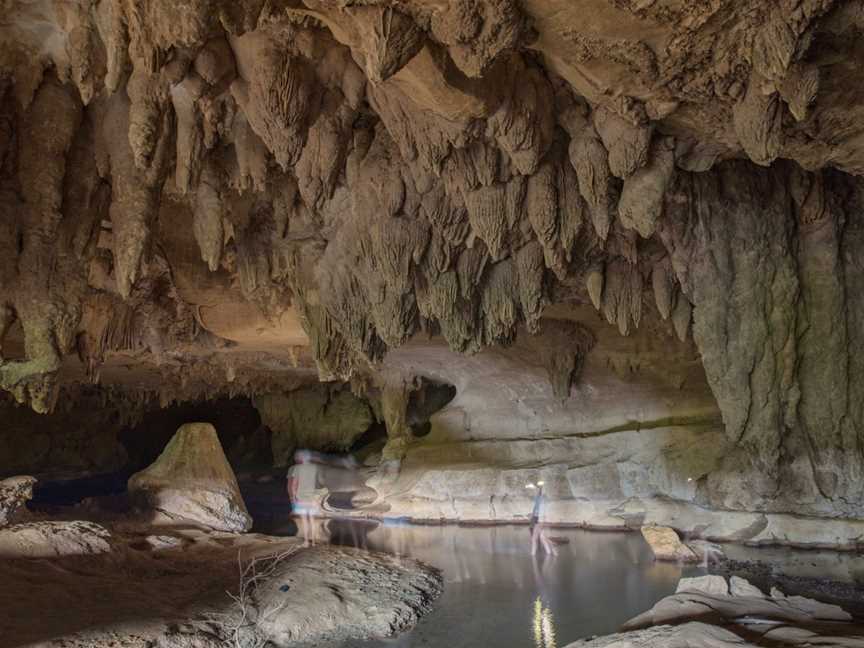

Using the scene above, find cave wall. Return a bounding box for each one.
[255,383,374,467]
[371,305,725,518]
[370,304,864,548]
[0,0,864,543]
[0,391,128,479]
[0,392,269,480]
[663,163,864,518]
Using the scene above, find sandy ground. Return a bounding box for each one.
[0,521,442,648]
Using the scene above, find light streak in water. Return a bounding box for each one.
[532,597,557,648]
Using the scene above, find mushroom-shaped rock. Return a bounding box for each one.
[128,423,252,533]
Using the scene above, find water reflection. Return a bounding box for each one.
[258,520,705,648]
[533,597,557,648]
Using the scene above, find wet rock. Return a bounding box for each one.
[640,525,698,562]
[128,423,252,533]
[0,534,441,647]
[729,575,765,598]
[686,539,725,564]
[567,572,862,646]
[676,575,729,596]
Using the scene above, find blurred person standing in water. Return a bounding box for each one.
[527,480,557,556]
[287,450,365,546]
[287,450,319,546]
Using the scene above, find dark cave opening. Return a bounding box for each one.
[25,397,268,511]
[407,377,457,436]
[117,396,264,473]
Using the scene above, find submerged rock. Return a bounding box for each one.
[128,422,252,533]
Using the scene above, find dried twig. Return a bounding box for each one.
[203,548,299,648]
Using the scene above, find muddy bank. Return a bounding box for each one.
[0,523,442,648]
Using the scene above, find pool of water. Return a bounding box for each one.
[261,517,706,648]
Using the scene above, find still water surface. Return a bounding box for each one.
[264,518,705,648]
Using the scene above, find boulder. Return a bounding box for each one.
[255,546,443,646]
[619,575,854,642]
[686,539,725,563]
[0,521,111,558]
[128,423,253,533]
[640,525,698,562]
[729,575,765,598]
[675,575,730,596]
[0,476,36,527]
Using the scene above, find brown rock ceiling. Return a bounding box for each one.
[1,0,864,513]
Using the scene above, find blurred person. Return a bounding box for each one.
[527,481,557,556]
[287,450,320,546]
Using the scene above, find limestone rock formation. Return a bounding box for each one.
[128,422,252,532]
[0,475,35,527]
[0,0,864,545]
[0,532,443,647]
[566,575,862,648]
[255,385,373,467]
[254,546,443,646]
[0,520,111,558]
[640,526,698,563]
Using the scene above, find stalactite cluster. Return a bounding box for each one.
[1,0,864,515]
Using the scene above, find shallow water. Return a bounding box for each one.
[262,517,706,647]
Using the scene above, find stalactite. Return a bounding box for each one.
[732,75,784,167]
[592,107,652,179]
[618,136,676,238]
[651,257,676,321]
[570,131,612,240]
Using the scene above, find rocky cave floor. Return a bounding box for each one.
[713,558,864,619]
[0,418,862,648]
[1,408,864,648]
[0,516,444,648]
[1,500,864,648]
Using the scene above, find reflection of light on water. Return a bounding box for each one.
[532,597,557,648]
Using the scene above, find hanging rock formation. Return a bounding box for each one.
[1,0,864,541]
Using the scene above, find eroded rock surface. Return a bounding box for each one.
[641,526,698,563]
[0,520,111,558]
[0,475,35,527]
[1,0,864,544]
[254,546,443,647]
[566,575,863,648]
[0,530,441,648]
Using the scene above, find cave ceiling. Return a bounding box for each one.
[0,0,863,453]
